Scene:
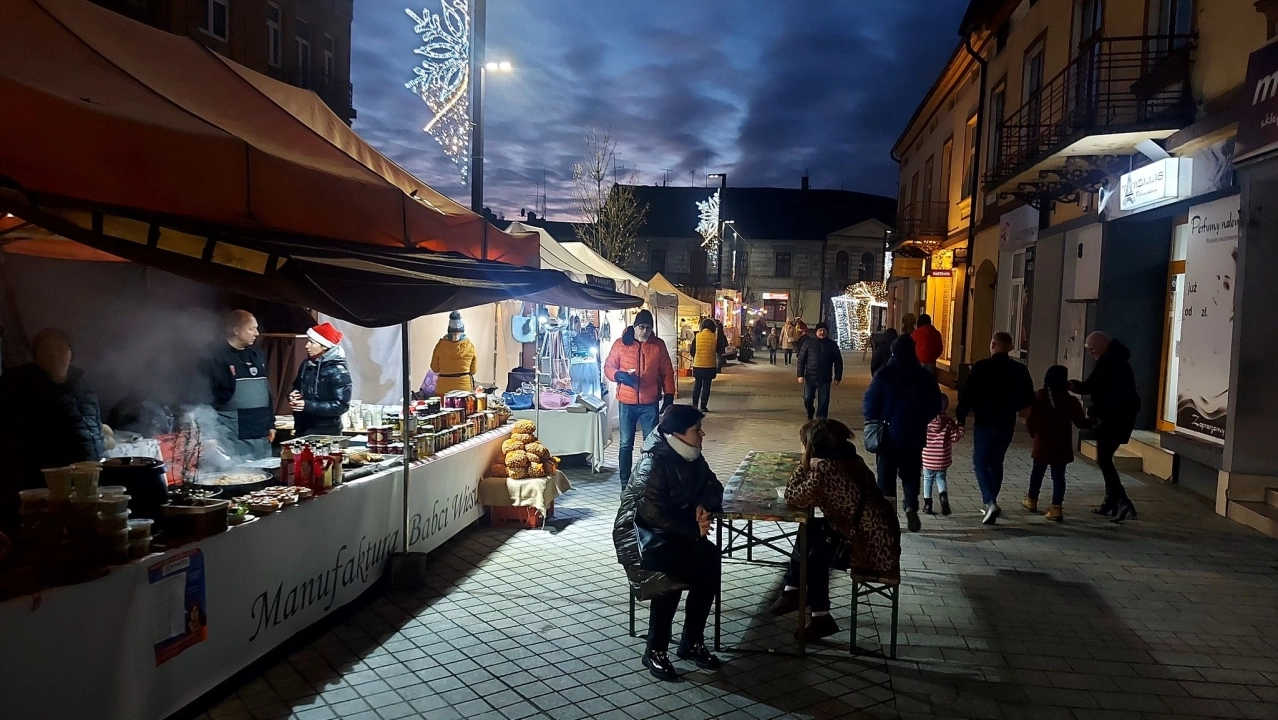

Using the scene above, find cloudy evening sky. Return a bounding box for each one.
[351,0,969,220]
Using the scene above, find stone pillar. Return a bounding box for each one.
[1222,165,1278,512]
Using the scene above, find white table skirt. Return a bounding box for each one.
[512,407,611,472]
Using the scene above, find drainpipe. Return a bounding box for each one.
[958,31,988,375]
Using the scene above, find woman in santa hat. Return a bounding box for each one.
[290,322,353,437]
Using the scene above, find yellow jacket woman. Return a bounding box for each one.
[430,312,477,396]
[688,319,720,412]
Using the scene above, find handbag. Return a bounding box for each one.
[862,420,887,454]
[825,472,870,572]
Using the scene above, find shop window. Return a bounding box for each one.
[835,251,850,288]
[1008,248,1031,357]
[201,0,229,41]
[267,4,282,68]
[1160,223,1189,430]
[763,298,788,323]
[858,252,876,282]
[775,252,792,278]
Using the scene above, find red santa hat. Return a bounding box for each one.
[307,322,343,349]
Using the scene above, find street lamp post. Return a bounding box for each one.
[467,0,513,259]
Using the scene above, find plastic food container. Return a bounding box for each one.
[41,467,74,500]
[97,494,130,515]
[128,536,152,558]
[127,519,154,539]
[18,488,50,510]
[96,511,130,534]
[99,486,128,497]
[71,465,100,498]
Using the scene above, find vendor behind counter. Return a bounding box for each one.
[0,328,105,530]
[203,311,274,460]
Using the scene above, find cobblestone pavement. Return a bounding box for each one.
[202,355,1278,720]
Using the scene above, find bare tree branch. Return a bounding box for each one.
[572,127,648,266]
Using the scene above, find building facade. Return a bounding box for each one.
[92,0,355,124]
[624,183,895,330]
[901,0,1274,533]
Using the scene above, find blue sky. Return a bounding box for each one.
[351,0,968,219]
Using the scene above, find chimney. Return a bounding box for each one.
[801,173,810,191]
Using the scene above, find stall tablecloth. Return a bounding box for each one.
[511,407,610,472]
[479,471,572,516]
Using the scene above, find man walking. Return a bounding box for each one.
[1070,332,1141,522]
[956,332,1035,524]
[911,314,944,374]
[796,322,843,420]
[604,309,675,486]
[863,335,942,532]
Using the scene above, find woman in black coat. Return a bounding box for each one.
[290,324,353,437]
[613,405,724,681]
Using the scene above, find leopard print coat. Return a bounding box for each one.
[784,455,901,583]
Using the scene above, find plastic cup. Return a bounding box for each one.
[42,467,74,499]
[71,466,100,499]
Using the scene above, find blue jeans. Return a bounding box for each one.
[618,402,659,485]
[1028,463,1067,505]
[973,425,1016,505]
[803,381,831,419]
[923,469,948,499]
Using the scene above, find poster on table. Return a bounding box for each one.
[1176,195,1239,443]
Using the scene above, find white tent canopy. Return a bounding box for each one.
[648,272,710,318]
[559,241,649,301]
[505,222,602,286]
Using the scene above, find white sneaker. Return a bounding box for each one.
[982,503,1001,525]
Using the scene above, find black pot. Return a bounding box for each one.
[190,471,273,498]
[101,456,169,520]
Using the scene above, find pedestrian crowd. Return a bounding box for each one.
[610,308,1141,682]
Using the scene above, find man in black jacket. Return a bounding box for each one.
[0,328,104,530]
[1070,332,1141,521]
[796,323,843,420]
[204,310,274,461]
[956,332,1034,524]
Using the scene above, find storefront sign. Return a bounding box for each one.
[929,249,954,277]
[891,257,925,278]
[1235,39,1278,163]
[761,292,790,300]
[1176,195,1240,444]
[999,204,1038,251]
[1119,157,1192,211]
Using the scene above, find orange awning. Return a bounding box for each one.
[0,0,534,265]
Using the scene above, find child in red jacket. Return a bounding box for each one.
[1023,365,1094,522]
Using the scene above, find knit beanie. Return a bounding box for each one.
[448,311,465,334]
[633,309,654,328]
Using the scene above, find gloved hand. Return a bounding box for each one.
[614,371,639,389]
[660,394,674,412]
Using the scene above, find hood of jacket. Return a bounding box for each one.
[436,336,471,354]
[1104,340,1132,364]
[313,345,346,364]
[622,324,660,346]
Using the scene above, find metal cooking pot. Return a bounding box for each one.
[100,456,169,520]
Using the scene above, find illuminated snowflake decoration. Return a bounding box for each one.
[695,189,720,251]
[405,1,471,183]
[832,281,888,351]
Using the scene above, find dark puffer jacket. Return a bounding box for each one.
[863,338,943,451]
[614,431,723,599]
[1073,340,1141,444]
[797,336,844,385]
[292,345,353,437]
[0,363,105,526]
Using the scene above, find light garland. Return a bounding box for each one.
[831,281,888,351]
[695,189,720,251]
[405,1,471,182]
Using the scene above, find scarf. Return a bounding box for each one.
[665,432,702,462]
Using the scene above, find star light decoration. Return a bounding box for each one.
[695,190,721,251]
[405,1,471,183]
[831,281,888,351]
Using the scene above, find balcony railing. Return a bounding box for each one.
[986,34,1196,189]
[898,200,949,243]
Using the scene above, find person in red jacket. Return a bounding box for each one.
[604,309,676,486]
[911,314,944,372]
[1023,365,1094,522]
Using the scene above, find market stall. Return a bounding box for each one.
[0,4,641,720]
[648,272,711,370]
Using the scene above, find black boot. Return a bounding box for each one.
[1112,497,1138,523]
[1091,496,1118,516]
[923,498,934,515]
[642,648,680,682]
[675,641,722,670]
[939,492,951,516]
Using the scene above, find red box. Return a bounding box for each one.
[489,503,552,529]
